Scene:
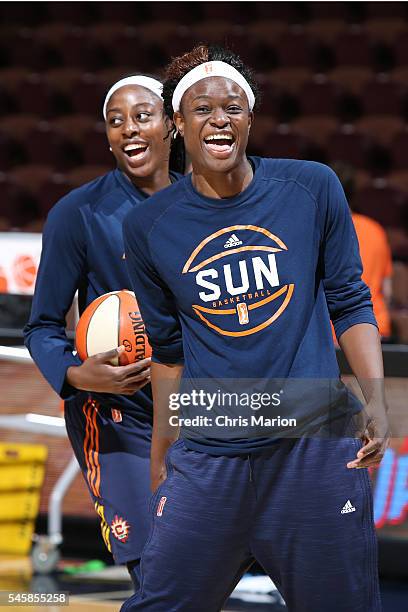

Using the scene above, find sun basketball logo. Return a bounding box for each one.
[182,225,295,337]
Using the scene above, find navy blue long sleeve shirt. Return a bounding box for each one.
[24,169,178,418]
[123,158,377,451]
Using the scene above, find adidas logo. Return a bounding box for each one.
[224,234,242,249]
[341,499,356,514]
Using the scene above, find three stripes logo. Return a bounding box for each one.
[341,499,356,514]
[82,399,101,498]
[224,234,242,249]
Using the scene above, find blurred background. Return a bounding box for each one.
[0,2,407,610]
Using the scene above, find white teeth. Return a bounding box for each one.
[205,134,233,141]
[124,144,147,152]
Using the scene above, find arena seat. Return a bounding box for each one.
[391,262,408,307]
[266,68,310,95]
[365,18,407,44]
[329,66,373,95]
[36,174,72,216]
[306,19,347,45]
[9,164,71,218]
[110,34,154,72]
[9,165,54,194]
[389,170,408,193]
[366,1,407,19]
[59,30,96,69]
[361,76,404,115]
[201,1,252,24]
[70,74,107,116]
[390,129,408,170]
[299,76,340,115]
[248,116,277,155]
[149,1,201,24]
[353,181,407,227]
[292,116,338,147]
[15,74,56,117]
[275,29,314,67]
[98,2,148,24]
[24,123,81,169]
[326,125,371,168]
[0,114,38,139]
[356,116,404,147]
[334,28,372,67]
[391,311,408,342]
[0,175,41,228]
[387,227,408,262]
[0,2,47,26]
[5,29,52,70]
[47,2,98,26]
[308,2,351,20]
[53,115,98,143]
[248,21,287,45]
[392,66,408,86]
[259,125,308,159]
[67,165,114,187]
[0,133,22,169]
[82,123,114,166]
[254,77,278,115]
[256,2,307,22]
[0,84,16,117]
[394,32,408,66]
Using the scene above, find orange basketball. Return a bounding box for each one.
[75,290,151,366]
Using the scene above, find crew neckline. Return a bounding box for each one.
[183,156,264,209]
[115,168,178,201]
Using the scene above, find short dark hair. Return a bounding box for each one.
[162,44,261,118]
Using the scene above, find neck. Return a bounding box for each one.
[127,165,171,196]
[192,157,253,199]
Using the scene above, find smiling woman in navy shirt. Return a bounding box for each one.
[24,75,183,590]
[122,46,388,612]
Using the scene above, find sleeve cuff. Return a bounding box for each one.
[151,348,184,365]
[58,352,82,400]
[334,313,378,341]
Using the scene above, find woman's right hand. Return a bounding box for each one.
[66,346,151,395]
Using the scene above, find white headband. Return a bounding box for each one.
[103,76,163,120]
[172,61,255,112]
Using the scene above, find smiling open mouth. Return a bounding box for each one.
[203,133,235,155]
[123,143,149,158]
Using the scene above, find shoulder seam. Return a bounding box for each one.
[261,175,319,211]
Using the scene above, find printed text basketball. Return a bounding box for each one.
[75,290,151,366]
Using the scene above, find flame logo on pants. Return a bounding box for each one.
[183,225,295,337]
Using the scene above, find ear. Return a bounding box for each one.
[248,111,254,132]
[164,115,173,131]
[173,111,184,137]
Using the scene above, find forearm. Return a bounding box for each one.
[338,323,385,404]
[340,323,390,467]
[24,324,81,398]
[150,361,183,488]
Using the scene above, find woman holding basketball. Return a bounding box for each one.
[24,76,183,589]
[121,46,388,611]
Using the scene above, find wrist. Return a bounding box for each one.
[66,365,83,390]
